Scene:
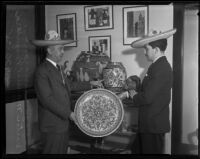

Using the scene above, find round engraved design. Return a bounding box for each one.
[74,89,124,137]
[103,68,126,88]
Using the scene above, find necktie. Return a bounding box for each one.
[56,64,65,85]
[57,64,71,97]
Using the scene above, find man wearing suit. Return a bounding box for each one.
[118,29,176,154]
[31,30,99,154]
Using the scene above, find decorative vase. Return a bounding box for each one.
[103,62,127,92]
[71,51,110,89]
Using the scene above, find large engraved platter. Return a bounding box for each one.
[74,89,124,137]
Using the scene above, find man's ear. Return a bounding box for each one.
[47,47,52,55]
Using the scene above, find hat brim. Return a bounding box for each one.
[131,28,176,48]
[30,40,77,47]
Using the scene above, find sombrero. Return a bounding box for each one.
[131,28,177,48]
[30,30,77,47]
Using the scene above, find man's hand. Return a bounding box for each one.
[128,89,137,99]
[117,91,129,100]
[69,112,77,125]
[90,80,104,88]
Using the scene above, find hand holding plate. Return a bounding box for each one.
[70,112,78,125]
[90,80,104,88]
[117,91,129,100]
[128,89,137,99]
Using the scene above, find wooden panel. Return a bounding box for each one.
[6,101,26,154]
[26,99,41,148]
[5,5,36,91]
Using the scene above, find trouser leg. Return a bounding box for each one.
[131,133,142,154]
[41,131,69,154]
[131,133,165,154]
[140,133,165,154]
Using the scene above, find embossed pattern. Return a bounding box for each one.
[103,62,127,93]
[75,89,124,137]
[103,68,126,88]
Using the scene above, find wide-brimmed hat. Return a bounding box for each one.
[30,30,77,47]
[131,28,177,48]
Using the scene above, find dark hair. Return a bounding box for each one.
[149,39,167,52]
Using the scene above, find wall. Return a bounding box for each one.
[181,9,198,155]
[45,5,174,79]
[5,5,36,91]
[45,4,174,154]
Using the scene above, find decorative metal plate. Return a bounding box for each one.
[74,89,124,137]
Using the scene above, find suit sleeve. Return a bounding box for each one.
[34,68,71,120]
[132,67,171,106]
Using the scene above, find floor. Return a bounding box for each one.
[22,122,137,154]
[23,131,135,154]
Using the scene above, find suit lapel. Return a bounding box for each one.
[147,56,166,76]
[59,66,71,96]
[44,60,64,85]
[44,60,72,98]
[142,56,166,90]
[147,63,154,76]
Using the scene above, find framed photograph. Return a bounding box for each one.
[56,13,77,47]
[84,5,113,31]
[123,6,148,45]
[89,36,111,58]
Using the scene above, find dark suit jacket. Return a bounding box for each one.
[132,56,173,133]
[34,60,90,133]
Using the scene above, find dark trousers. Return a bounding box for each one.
[41,131,69,154]
[132,133,165,154]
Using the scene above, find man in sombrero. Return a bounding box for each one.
[31,30,100,154]
[118,28,176,154]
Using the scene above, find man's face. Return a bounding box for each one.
[144,44,156,62]
[48,45,64,63]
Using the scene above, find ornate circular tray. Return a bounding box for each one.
[74,89,124,137]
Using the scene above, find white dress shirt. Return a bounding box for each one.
[46,58,57,68]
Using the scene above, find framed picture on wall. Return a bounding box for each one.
[123,6,148,45]
[56,13,77,47]
[89,35,111,59]
[84,5,113,31]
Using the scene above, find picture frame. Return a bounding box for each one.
[123,6,148,45]
[89,35,111,59]
[56,13,77,47]
[84,5,113,31]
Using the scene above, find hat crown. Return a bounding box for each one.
[131,28,176,48]
[31,30,77,47]
[45,30,61,41]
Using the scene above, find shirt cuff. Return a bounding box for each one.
[125,91,129,98]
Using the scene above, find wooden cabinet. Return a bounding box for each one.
[6,98,41,154]
[26,99,41,149]
[6,101,26,154]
